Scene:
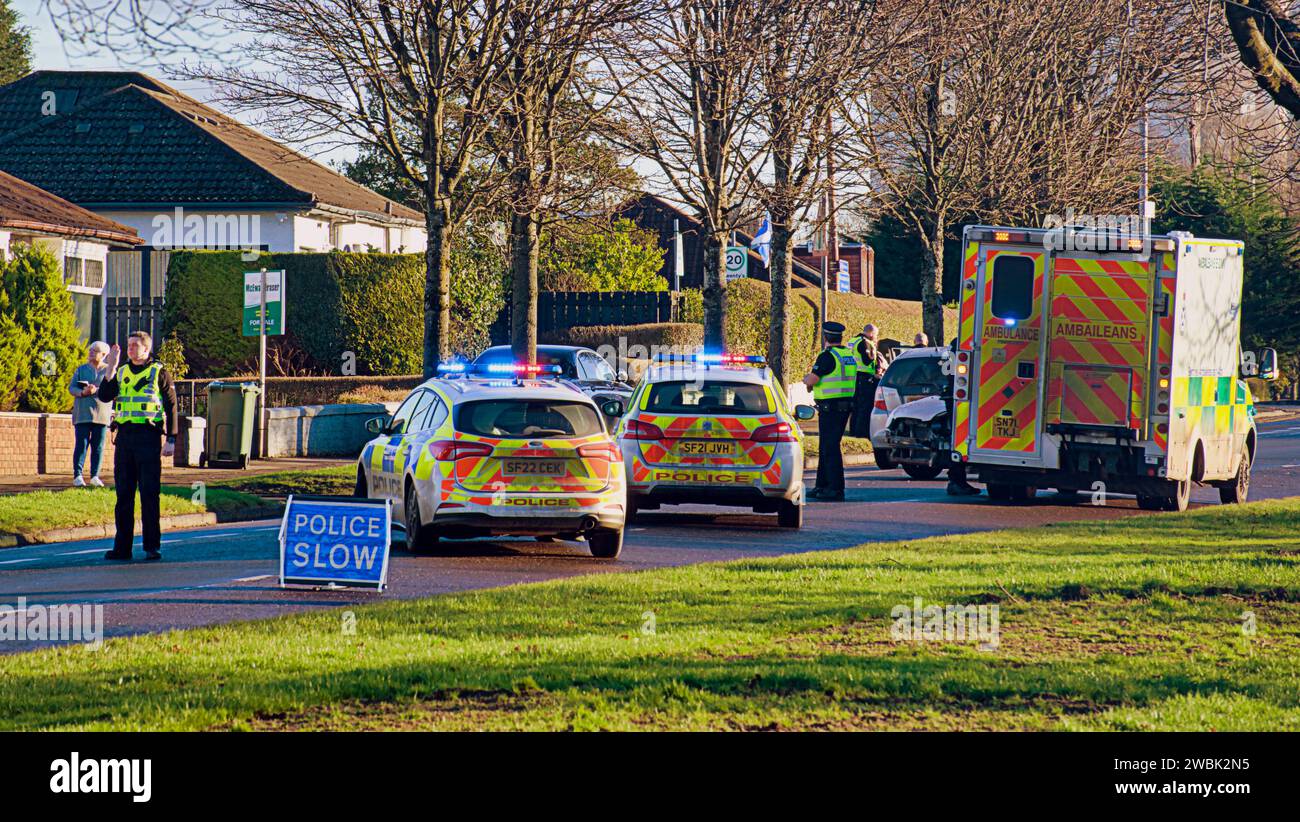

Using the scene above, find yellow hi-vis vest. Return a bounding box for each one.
[846,335,878,376]
[813,345,858,401]
[114,362,164,425]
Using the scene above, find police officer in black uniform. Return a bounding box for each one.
[802,321,858,501]
[97,330,178,561]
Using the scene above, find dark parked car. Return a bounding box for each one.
[471,345,634,422]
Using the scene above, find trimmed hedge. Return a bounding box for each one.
[164,251,502,378]
[542,322,703,353]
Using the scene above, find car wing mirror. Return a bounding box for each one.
[1258,348,1279,381]
[601,399,625,418]
[794,404,816,421]
[365,416,387,435]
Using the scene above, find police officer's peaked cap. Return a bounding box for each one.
[822,321,846,336]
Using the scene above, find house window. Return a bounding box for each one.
[84,258,104,289]
[64,255,84,287]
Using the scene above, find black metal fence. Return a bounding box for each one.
[490,291,675,344]
[105,297,165,352]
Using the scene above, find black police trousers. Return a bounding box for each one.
[113,424,163,555]
[815,399,853,494]
[850,374,879,438]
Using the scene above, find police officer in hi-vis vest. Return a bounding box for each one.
[846,323,885,437]
[97,330,178,561]
[801,322,857,501]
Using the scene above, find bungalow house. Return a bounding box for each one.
[0,168,143,344]
[0,70,425,300]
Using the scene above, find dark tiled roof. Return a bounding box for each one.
[0,168,141,245]
[0,71,423,223]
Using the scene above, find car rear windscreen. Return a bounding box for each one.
[455,400,603,438]
[882,356,947,392]
[644,381,772,415]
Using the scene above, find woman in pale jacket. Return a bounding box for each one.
[68,341,114,487]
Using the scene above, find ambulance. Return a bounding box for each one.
[605,353,814,528]
[355,362,627,557]
[951,226,1278,511]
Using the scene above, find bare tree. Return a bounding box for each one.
[844,0,1209,345]
[496,0,638,361]
[185,0,517,375]
[602,0,763,349]
[40,0,229,60]
[1227,0,1300,121]
[745,0,900,385]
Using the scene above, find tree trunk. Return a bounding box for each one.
[768,222,795,389]
[703,229,727,350]
[422,195,452,377]
[1225,0,1300,121]
[919,218,945,348]
[510,211,539,361]
[768,134,794,388]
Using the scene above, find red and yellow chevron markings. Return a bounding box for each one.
[975,250,1044,453]
[953,242,979,457]
[1045,255,1153,431]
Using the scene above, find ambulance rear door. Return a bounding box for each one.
[968,238,1050,467]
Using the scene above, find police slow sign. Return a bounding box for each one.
[279,495,391,590]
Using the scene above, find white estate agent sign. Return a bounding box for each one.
[243,269,285,336]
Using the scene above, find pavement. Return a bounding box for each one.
[1,414,1298,654]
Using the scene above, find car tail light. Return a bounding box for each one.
[428,440,494,461]
[874,398,888,411]
[1156,403,1168,414]
[955,388,967,400]
[578,442,621,461]
[1157,423,1168,434]
[624,418,665,440]
[751,422,797,443]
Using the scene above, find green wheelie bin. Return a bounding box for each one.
[201,381,260,468]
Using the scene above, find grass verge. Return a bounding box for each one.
[802,434,873,458]
[0,466,355,541]
[0,486,265,538]
[208,465,356,498]
[2,498,1298,730]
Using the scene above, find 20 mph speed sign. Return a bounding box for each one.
[725,246,748,281]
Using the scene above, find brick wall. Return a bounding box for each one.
[0,412,117,476]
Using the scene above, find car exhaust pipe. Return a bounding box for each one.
[579,515,599,532]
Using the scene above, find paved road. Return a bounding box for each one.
[3,414,1298,653]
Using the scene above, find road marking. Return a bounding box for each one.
[0,557,39,565]
[58,548,109,556]
[231,575,273,583]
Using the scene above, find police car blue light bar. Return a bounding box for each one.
[435,362,468,374]
[654,352,766,365]
[482,362,563,376]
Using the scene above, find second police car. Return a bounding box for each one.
[604,353,815,528]
[355,362,627,558]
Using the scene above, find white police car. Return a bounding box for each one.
[605,353,814,528]
[356,362,627,558]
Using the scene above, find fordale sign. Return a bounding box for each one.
[279,496,392,590]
